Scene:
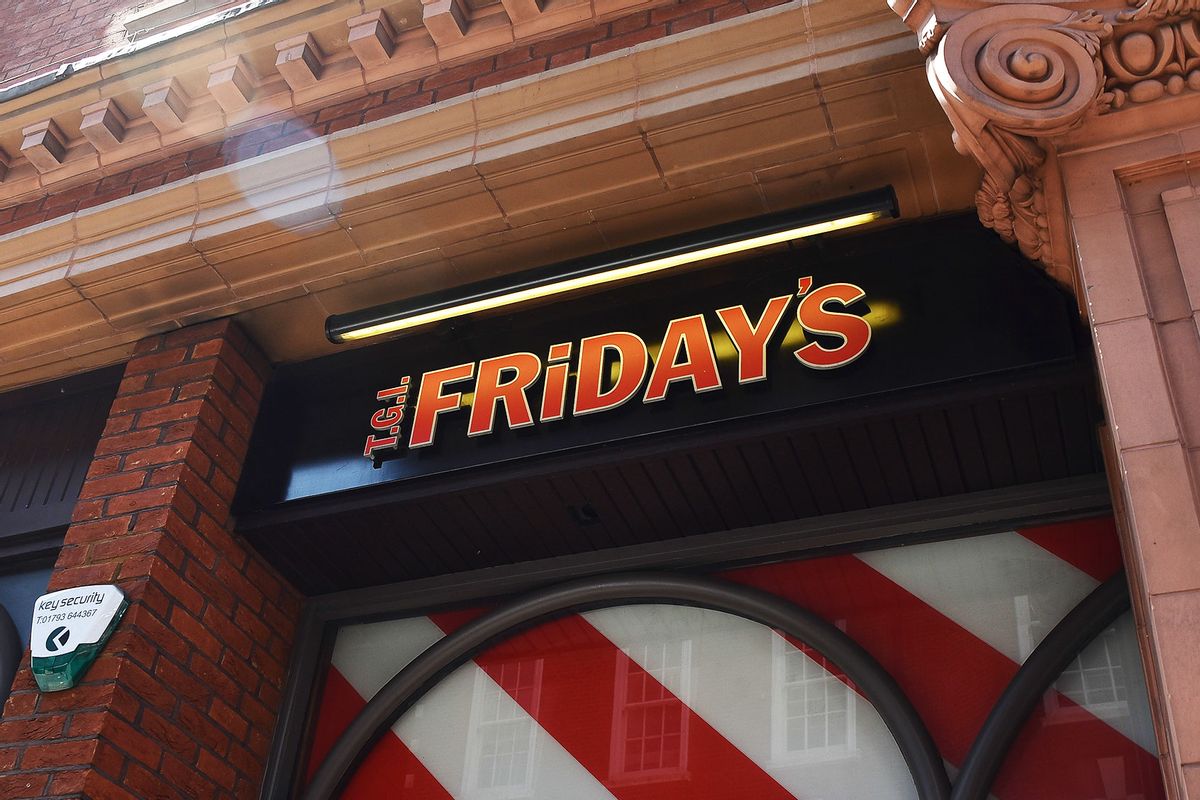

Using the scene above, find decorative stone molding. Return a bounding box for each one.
[20,120,68,173]
[143,78,191,133]
[348,11,398,68]
[276,34,326,91]
[80,99,129,152]
[890,0,1200,274]
[1102,15,1200,105]
[0,0,728,207]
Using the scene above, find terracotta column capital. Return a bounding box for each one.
[890,0,1200,275]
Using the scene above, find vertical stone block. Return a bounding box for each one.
[20,119,68,173]
[347,10,397,67]
[207,56,256,114]
[80,98,129,152]
[275,33,324,91]
[143,77,191,133]
[501,0,543,24]
[422,0,469,46]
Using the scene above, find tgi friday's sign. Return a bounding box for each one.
[240,220,1083,508]
[363,277,870,459]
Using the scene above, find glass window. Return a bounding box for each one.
[304,517,1165,800]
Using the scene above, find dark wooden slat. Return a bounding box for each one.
[429,495,511,568]
[761,436,819,519]
[946,405,993,493]
[624,463,686,541]
[840,426,893,507]
[865,419,918,505]
[712,443,773,527]
[663,453,729,533]
[1026,390,1068,480]
[543,475,616,551]
[737,441,797,522]
[688,449,751,530]
[640,457,705,537]
[972,398,1017,489]
[813,429,868,511]
[788,432,844,516]
[587,465,664,545]
[506,482,576,556]
[917,410,967,497]
[462,490,545,566]
[478,487,557,562]
[1057,385,1101,475]
[576,468,643,547]
[408,504,471,573]
[999,395,1043,484]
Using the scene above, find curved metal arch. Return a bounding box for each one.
[303,572,952,800]
[950,571,1131,800]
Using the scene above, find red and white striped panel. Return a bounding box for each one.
[306,517,1165,800]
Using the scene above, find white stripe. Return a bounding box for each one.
[855,531,1097,663]
[333,616,617,800]
[585,604,917,800]
[331,615,446,699]
[856,533,1155,752]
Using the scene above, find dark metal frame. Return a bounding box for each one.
[0,604,19,712]
[304,573,952,800]
[950,572,1131,800]
[260,475,1112,799]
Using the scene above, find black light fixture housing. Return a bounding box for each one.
[325,186,899,344]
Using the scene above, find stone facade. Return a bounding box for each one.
[888,1,1200,795]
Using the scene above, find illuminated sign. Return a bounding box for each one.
[364,277,871,458]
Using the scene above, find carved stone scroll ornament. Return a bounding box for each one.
[925,5,1112,267]
[1103,13,1200,105]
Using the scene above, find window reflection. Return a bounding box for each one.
[771,635,857,764]
[610,640,692,782]
[464,659,544,799]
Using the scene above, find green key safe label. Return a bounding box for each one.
[30,584,127,692]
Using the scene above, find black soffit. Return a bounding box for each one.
[234,214,1104,594]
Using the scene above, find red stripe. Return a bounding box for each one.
[998,694,1164,800]
[305,667,453,800]
[429,610,798,800]
[1019,516,1124,582]
[722,555,1163,800]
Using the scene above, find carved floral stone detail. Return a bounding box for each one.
[894,0,1200,273]
[926,5,1112,265]
[1103,17,1200,105]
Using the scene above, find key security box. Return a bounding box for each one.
[30,584,127,692]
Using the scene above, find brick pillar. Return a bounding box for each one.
[0,320,301,800]
[1057,127,1200,798]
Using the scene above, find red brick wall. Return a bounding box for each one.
[0,319,301,800]
[0,0,144,89]
[0,0,791,237]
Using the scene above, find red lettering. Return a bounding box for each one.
[644,314,722,402]
[716,295,792,384]
[573,332,649,416]
[541,362,571,422]
[408,362,475,448]
[363,434,399,458]
[370,406,405,431]
[794,283,872,370]
[468,353,541,436]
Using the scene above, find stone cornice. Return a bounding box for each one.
[0,1,932,390]
[889,0,1200,278]
[0,0,706,209]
